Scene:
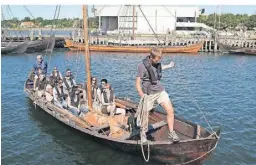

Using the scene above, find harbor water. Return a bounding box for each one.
[1,50,256,165]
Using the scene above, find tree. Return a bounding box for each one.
[23,17,31,21]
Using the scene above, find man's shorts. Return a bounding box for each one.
[145,90,171,111]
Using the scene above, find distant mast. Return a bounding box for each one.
[82,5,92,110]
[132,5,135,40]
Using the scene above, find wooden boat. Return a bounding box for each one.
[1,41,29,54]
[218,41,256,55]
[217,41,244,53]
[64,39,204,54]
[24,81,220,165]
[244,48,256,55]
[25,38,55,53]
[24,5,220,165]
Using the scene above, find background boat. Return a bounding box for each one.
[1,41,29,54]
[64,39,204,54]
[25,37,55,53]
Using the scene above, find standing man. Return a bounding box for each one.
[135,47,180,143]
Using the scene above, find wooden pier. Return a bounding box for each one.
[4,35,256,52]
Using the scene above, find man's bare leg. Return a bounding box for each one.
[161,101,174,131]
[161,101,180,142]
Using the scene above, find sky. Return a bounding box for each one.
[1,5,256,20]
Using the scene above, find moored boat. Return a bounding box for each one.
[25,38,55,53]
[64,39,204,54]
[1,41,29,54]
[244,48,256,55]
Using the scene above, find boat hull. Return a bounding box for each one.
[1,41,29,54]
[25,38,55,53]
[24,85,220,165]
[64,39,203,54]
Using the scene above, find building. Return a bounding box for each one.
[93,5,214,35]
[20,21,35,28]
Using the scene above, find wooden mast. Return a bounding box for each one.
[82,5,92,110]
[132,5,135,40]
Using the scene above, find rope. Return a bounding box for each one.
[140,140,150,162]
[173,60,214,133]
[23,5,35,19]
[7,5,24,38]
[45,5,61,71]
[138,6,162,45]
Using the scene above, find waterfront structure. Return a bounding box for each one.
[93,5,214,35]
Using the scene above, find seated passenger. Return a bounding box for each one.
[53,79,68,109]
[83,77,98,102]
[33,67,43,90]
[45,76,55,102]
[51,66,62,82]
[62,69,77,96]
[35,74,47,97]
[95,79,125,116]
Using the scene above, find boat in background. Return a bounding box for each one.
[64,39,204,54]
[1,41,29,54]
[25,37,55,53]
[218,41,256,55]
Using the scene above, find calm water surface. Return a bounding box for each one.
[1,50,256,165]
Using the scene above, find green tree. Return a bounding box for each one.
[22,17,31,21]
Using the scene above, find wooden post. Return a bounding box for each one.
[155,9,157,32]
[82,5,92,110]
[98,13,101,32]
[132,5,135,40]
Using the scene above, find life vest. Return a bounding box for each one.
[71,94,80,107]
[36,77,47,90]
[52,70,61,80]
[85,84,98,101]
[142,56,162,85]
[63,77,74,91]
[54,86,66,102]
[99,86,114,103]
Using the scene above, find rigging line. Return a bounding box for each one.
[119,6,130,43]
[23,5,35,19]
[45,5,61,72]
[117,5,128,41]
[97,5,107,16]
[1,6,6,21]
[74,15,82,79]
[7,5,20,38]
[116,5,123,39]
[138,6,162,45]
[174,60,214,133]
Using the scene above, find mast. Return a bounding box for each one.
[82,5,92,110]
[132,5,135,40]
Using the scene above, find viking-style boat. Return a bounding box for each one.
[1,41,29,54]
[64,39,204,54]
[1,38,55,54]
[24,84,220,165]
[218,41,256,55]
[217,41,244,54]
[25,37,55,53]
[24,5,220,165]
[244,48,256,55]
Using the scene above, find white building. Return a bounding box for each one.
[93,5,214,35]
